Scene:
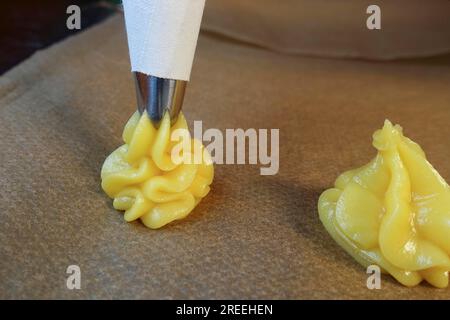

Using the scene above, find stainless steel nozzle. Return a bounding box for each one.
[133,72,187,127]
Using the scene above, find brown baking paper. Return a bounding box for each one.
[1,14,450,299]
[203,0,450,60]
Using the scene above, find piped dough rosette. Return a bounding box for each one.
[101,111,214,229]
[319,120,450,288]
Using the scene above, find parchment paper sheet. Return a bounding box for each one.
[203,0,450,60]
[1,15,449,299]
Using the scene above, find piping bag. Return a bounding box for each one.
[122,0,206,126]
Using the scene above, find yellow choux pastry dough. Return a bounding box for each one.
[101,111,214,229]
[319,120,450,288]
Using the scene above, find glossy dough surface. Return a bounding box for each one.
[101,111,214,229]
[319,120,450,288]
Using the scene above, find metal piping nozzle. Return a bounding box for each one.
[133,72,187,127]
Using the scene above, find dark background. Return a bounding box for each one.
[0,0,119,75]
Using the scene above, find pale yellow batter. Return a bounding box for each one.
[319,120,450,288]
[101,111,214,229]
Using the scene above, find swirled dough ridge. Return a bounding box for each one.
[318,120,450,288]
[101,111,214,229]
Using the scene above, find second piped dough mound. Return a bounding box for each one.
[101,111,214,229]
[319,120,450,288]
